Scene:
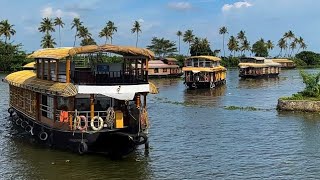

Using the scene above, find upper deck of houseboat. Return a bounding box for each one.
[182,56,226,72]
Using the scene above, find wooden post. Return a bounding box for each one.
[135,59,138,80]
[36,59,40,78]
[55,60,59,82]
[141,59,144,81]
[41,59,45,80]
[146,59,149,80]
[53,97,57,122]
[47,59,51,80]
[143,93,147,108]
[66,58,71,83]
[90,94,94,119]
[136,94,141,109]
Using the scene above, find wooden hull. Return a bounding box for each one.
[186,79,226,89]
[239,73,279,78]
[148,73,183,78]
[9,108,147,157]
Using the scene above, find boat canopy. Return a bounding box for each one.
[182,66,226,72]
[23,62,36,69]
[4,70,77,97]
[27,44,155,60]
[186,56,221,62]
[270,58,293,63]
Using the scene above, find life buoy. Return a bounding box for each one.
[39,131,48,141]
[76,115,88,132]
[210,82,215,89]
[21,121,28,129]
[25,125,34,135]
[16,118,22,126]
[78,141,88,155]
[91,116,104,131]
[133,133,148,145]
[59,111,69,123]
[8,107,14,116]
[192,82,197,88]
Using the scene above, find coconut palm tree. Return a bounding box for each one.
[71,18,83,47]
[241,39,250,56]
[219,26,228,57]
[176,30,182,54]
[266,40,274,55]
[38,17,55,35]
[41,34,56,48]
[237,30,246,41]
[106,21,117,44]
[99,26,109,44]
[296,36,306,54]
[54,17,65,47]
[77,26,92,41]
[0,19,16,43]
[277,38,286,57]
[289,40,297,57]
[183,29,195,55]
[131,21,142,47]
[227,36,239,57]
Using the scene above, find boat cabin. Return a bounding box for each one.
[148,57,182,77]
[270,58,295,69]
[238,57,281,78]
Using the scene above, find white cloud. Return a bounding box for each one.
[40,6,79,18]
[138,18,145,23]
[168,2,192,10]
[222,1,253,12]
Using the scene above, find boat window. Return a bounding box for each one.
[199,60,204,67]
[154,68,159,73]
[41,95,54,119]
[186,60,192,66]
[193,59,199,67]
[163,68,167,72]
[205,61,211,67]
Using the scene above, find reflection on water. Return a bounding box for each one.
[3,69,320,179]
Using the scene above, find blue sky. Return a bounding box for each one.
[0,0,319,56]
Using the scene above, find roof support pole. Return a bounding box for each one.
[90,94,94,120]
[66,58,71,83]
[47,59,51,80]
[55,60,59,82]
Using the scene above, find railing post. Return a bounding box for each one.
[90,94,94,120]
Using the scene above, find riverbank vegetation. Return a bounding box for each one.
[280,71,320,101]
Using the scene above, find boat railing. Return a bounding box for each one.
[55,110,121,132]
[72,69,148,85]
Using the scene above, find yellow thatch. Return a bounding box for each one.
[186,56,221,62]
[164,57,178,61]
[23,62,36,69]
[271,59,294,63]
[148,81,159,94]
[238,63,268,68]
[182,66,226,72]
[28,44,155,60]
[5,70,77,97]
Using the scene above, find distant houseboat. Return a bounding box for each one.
[182,56,227,89]
[270,58,296,69]
[4,44,158,157]
[148,58,182,78]
[238,57,281,78]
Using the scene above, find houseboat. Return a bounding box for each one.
[148,57,182,78]
[4,44,157,157]
[270,58,296,69]
[182,56,227,89]
[238,57,281,78]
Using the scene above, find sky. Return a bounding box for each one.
[0,0,319,56]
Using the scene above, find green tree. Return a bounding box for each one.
[251,38,268,57]
[289,39,297,57]
[241,39,250,56]
[266,40,274,55]
[190,37,213,56]
[0,20,16,44]
[0,41,26,72]
[219,26,228,57]
[131,20,141,47]
[38,17,55,35]
[176,30,182,54]
[146,37,177,57]
[183,29,195,55]
[277,38,286,57]
[295,51,320,65]
[296,36,307,54]
[107,21,117,44]
[71,18,83,47]
[99,26,109,44]
[227,36,238,57]
[54,17,65,47]
[299,70,320,97]
[41,34,56,48]
[77,25,96,46]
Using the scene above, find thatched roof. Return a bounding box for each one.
[186,56,221,62]
[164,57,178,61]
[271,59,294,63]
[28,44,155,60]
[23,62,36,69]
[182,66,226,72]
[4,70,77,97]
